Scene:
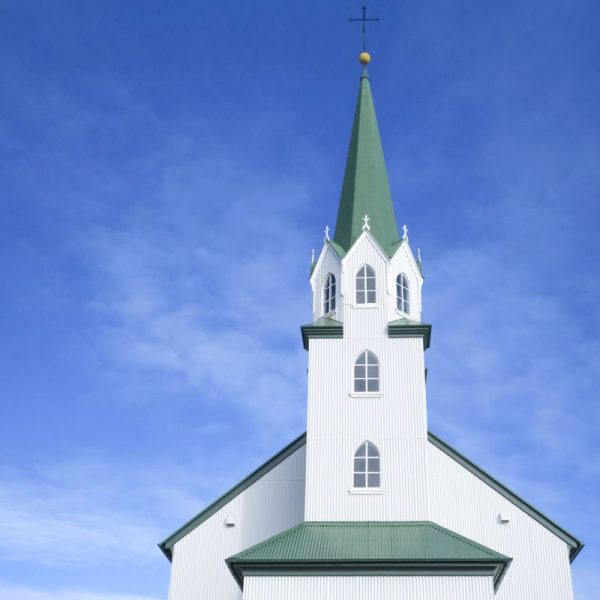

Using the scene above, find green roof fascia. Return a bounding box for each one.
[428,432,584,561]
[228,559,509,590]
[333,69,400,254]
[226,521,511,590]
[301,317,343,350]
[388,318,432,349]
[157,433,307,561]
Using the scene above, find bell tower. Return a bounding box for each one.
[302,55,430,522]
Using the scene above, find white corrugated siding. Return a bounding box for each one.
[427,442,575,600]
[386,240,423,322]
[310,243,342,321]
[244,575,494,600]
[305,233,428,521]
[168,445,306,600]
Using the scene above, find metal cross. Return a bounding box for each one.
[349,6,380,52]
[362,214,371,230]
[402,224,408,239]
[324,225,330,241]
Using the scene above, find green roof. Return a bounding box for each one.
[387,318,432,349]
[333,68,400,255]
[300,316,343,350]
[227,521,511,589]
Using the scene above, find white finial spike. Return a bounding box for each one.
[402,224,408,240]
[324,225,330,241]
[311,248,315,264]
[362,214,371,230]
[417,247,422,262]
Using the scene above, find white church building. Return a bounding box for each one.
[158,55,583,600]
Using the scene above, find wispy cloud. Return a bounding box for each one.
[0,463,162,566]
[0,581,161,600]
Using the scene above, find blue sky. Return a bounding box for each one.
[1,1,598,598]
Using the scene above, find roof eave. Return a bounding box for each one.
[158,433,307,560]
[428,432,584,559]
[227,557,512,590]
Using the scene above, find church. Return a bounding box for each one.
[158,52,583,599]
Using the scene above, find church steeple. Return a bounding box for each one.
[333,65,400,254]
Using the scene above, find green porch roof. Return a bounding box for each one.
[333,69,400,255]
[227,521,511,589]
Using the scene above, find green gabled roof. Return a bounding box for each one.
[301,316,343,350]
[333,68,400,255]
[227,521,511,589]
[388,318,432,349]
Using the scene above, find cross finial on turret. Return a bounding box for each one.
[402,224,408,240]
[311,248,315,264]
[362,214,371,230]
[324,225,330,241]
[417,247,422,262]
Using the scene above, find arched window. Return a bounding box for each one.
[354,441,380,488]
[396,273,410,313]
[354,351,379,393]
[356,264,376,304]
[323,273,336,315]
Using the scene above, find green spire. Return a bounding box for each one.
[333,68,400,254]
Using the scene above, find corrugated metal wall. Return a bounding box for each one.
[168,445,306,600]
[244,575,495,600]
[166,231,577,600]
[305,235,428,521]
[311,244,342,322]
[427,443,575,600]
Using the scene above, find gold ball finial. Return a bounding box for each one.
[359,51,371,65]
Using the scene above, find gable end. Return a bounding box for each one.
[428,432,583,561]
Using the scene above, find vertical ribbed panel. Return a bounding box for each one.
[244,575,495,600]
[311,244,342,322]
[168,446,305,600]
[427,443,575,600]
[386,241,423,322]
[305,235,429,522]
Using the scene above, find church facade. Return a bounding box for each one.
[159,59,582,600]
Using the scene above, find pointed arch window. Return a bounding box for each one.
[356,264,376,304]
[323,273,336,315]
[354,441,380,488]
[354,351,379,393]
[396,273,410,313]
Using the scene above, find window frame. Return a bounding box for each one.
[352,350,381,396]
[355,264,377,305]
[352,441,382,490]
[323,273,336,316]
[396,273,410,314]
